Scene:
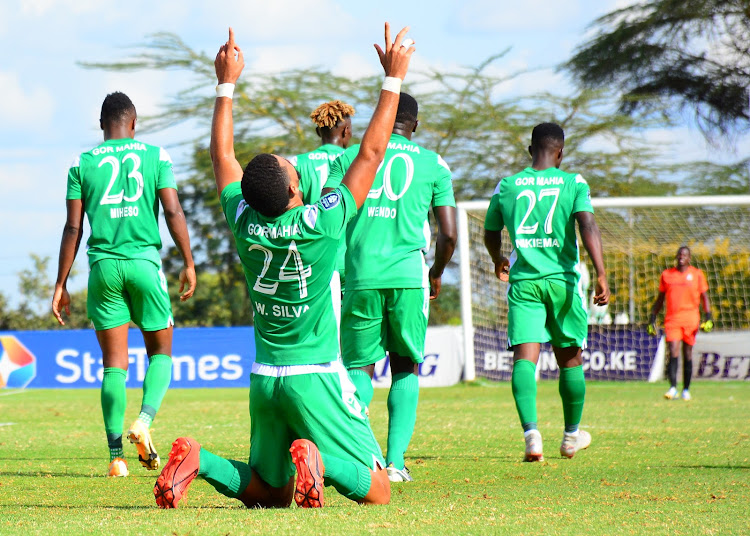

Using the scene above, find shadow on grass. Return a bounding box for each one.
[677,464,750,470]
[0,457,102,461]
[2,504,242,509]
[0,471,158,478]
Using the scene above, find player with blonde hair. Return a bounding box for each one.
[291,100,355,205]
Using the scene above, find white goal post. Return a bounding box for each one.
[458,195,750,382]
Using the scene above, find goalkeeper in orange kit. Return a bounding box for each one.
[648,246,712,401]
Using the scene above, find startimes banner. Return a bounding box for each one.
[0,326,465,389]
[0,328,253,389]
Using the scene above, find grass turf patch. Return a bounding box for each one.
[0,382,747,535]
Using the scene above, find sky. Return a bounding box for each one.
[0,0,741,307]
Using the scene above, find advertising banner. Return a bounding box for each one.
[693,331,750,381]
[371,326,464,388]
[474,326,661,381]
[0,328,254,389]
[0,326,465,389]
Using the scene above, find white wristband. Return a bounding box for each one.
[216,83,235,99]
[381,76,402,95]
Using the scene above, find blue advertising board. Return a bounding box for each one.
[0,327,256,389]
[475,326,661,381]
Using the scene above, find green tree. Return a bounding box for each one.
[565,0,750,138]
[1,255,89,331]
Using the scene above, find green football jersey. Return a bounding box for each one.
[290,144,345,205]
[220,182,356,366]
[66,138,177,267]
[483,167,594,285]
[325,134,455,290]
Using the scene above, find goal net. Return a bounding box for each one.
[458,196,750,382]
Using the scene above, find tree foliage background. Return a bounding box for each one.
[565,0,750,139]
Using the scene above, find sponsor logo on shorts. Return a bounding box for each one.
[320,192,340,210]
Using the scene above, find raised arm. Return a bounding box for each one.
[341,23,415,208]
[159,188,196,301]
[429,206,457,299]
[210,27,245,196]
[52,199,84,325]
[575,211,610,305]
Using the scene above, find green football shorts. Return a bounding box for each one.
[507,279,588,348]
[341,288,429,368]
[87,258,173,331]
[248,360,385,489]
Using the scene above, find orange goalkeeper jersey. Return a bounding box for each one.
[659,266,708,323]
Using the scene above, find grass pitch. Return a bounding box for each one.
[0,382,748,535]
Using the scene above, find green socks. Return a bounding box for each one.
[321,452,372,501]
[198,449,253,499]
[348,368,374,407]
[386,372,419,469]
[140,354,172,424]
[559,365,586,433]
[102,367,127,461]
[511,359,538,431]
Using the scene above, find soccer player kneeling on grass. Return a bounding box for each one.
[52,92,196,477]
[483,123,610,462]
[154,24,414,509]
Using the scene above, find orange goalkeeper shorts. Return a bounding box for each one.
[664,318,699,346]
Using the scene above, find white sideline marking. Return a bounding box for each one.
[0,389,30,397]
[0,422,16,427]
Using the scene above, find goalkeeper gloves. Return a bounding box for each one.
[700,312,714,332]
[647,314,657,336]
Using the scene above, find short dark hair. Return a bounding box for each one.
[241,154,290,218]
[396,92,418,124]
[100,92,136,126]
[531,122,564,152]
[677,245,691,255]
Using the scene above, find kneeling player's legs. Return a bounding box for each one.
[187,371,295,508]
[284,363,389,504]
[249,372,296,490]
[383,288,428,471]
[191,372,293,508]
[342,289,387,407]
